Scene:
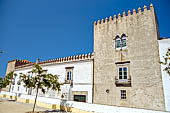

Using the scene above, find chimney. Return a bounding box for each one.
[36,58,39,64]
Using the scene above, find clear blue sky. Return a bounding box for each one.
[0,0,170,77]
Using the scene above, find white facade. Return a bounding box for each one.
[158,38,170,111]
[10,59,93,103]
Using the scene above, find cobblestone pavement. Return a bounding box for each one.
[0,98,67,113]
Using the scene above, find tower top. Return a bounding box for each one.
[94,3,154,25]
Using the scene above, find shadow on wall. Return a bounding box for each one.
[60,99,73,112]
[18,93,21,97]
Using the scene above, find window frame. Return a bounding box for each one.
[67,71,72,80]
[115,34,127,50]
[121,90,126,99]
[118,65,128,80]
[74,95,86,102]
[115,38,121,49]
[65,67,74,81]
[121,36,127,47]
[115,61,131,87]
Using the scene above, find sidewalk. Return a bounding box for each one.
[0,98,67,113]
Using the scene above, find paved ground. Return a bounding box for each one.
[0,98,67,113]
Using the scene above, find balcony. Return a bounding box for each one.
[65,80,73,86]
[115,76,131,87]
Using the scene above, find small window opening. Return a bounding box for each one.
[121,90,126,99]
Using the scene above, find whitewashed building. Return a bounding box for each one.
[158,38,170,111]
[7,53,94,103]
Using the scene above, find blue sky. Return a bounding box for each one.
[0,0,170,77]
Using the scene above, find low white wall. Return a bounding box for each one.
[0,91,168,113]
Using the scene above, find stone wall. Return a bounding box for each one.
[5,60,16,75]
[93,4,165,111]
[5,59,32,75]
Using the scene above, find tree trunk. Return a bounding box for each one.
[33,87,39,112]
[9,84,11,92]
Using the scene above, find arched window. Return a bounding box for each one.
[121,34,127,48]
[115,34,127,49]
[115,35,121,48]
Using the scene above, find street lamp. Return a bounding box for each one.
[0,50,4,54]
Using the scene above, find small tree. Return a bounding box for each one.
[20,64,62,112]
[160,50,170,75]
[0,77,3,90]
[0,72,17,91]
[0,77,7,90]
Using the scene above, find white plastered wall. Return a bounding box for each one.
[158,38,170,111]
[12,60,93,103]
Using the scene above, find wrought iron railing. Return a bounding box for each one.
[115,76,131,87]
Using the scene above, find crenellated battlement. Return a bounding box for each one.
[39,52,93,64]
[8,59,32,67]
[94,3,154,26]
[15,53,94,69]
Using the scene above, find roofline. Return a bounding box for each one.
[14,58,93,71]
[8,59,17,63]
[159,37,170,40]
[14,53,94,70]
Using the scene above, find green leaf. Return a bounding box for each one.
[161,50,170,76]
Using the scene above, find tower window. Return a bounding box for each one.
[115,61,131,87]
[118,66,128,79]
[116,39,121,48]
[121,37,126,47]
[121,90,126,99]
[115,34,127,49]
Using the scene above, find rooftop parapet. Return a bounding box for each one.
[94,3,154,26]
[8,59,32,67]
[14,53,94,69]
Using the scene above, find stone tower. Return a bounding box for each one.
[6,59,31,75]
[93,4,165,111]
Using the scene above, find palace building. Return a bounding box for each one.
[6,54,94,103]
[4,4,170,112]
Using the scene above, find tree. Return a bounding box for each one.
[0,77,3,89]
[0,77,7,90]
[160,50,170,75]
[20,63,62,113]
[5,71,17,85]
[0,71,17,91]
